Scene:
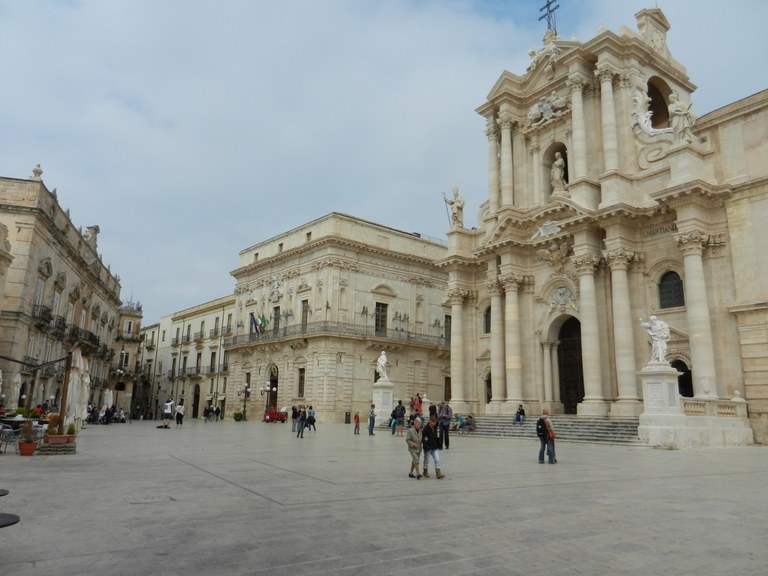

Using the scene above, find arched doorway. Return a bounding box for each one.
[557,317,584,414]
[268,364,279,409]
[671,359,693,397]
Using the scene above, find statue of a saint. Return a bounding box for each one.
[551,152,568,196]
[444,187,465,227]
[668,92,695,143]
[376,351,388,380]
[639,316,670,364]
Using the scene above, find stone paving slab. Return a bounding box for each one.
[0,419,766,575]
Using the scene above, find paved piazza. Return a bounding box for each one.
[1,419,766,575]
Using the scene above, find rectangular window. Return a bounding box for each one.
[162,330,166,342]
[301,300,309,331]
[273,306,280,336]
[298,368,305,398]
[374,302,388,337]
[444,376,451,402]
[444,314,452,346]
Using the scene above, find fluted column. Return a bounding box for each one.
[567,73,588,179]
[488,280,506,403]
[502,274,523,402]
[677,231,717,397]
[542,342,554,403]
[531,140,542,204]
[604,249,642,413]
[448,288,468,402]
[596,63,619,172]
[573,254,608,414]
[486,118,500,213]
[498,111,514,207]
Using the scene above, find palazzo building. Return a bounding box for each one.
[0,166,136,419]
[440,9,767,443]
[222,213,450,423]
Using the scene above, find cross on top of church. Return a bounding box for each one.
[538,0,560,34]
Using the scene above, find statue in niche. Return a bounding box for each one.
[550,152,569,196]
[443,187,465,227]
[639,316,670,364]
[668,92,695,143]
[376,351,388,380]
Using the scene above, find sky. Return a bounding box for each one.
[1,0,766,323]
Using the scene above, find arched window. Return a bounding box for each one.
[483,306,491,334]
[647,78,671,128]
[658,271,685,308]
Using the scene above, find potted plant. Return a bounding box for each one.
[233,411,243,422]
[18,420,38,456]
[44,413,67,444]
[65,423,77,443]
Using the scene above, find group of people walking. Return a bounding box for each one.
[292,405,317,438]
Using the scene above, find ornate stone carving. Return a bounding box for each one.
[536,242,570,273]
[603,248,637,270]
[572,254,601,275]
[675,231,707,256]
[632,89,673,138]
[446,288,468,305]
[595,63,618,85]
[549,286,577,312]
[525,91,570,130]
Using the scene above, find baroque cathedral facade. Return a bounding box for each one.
[441,9,766,444]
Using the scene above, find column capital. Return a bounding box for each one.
[497,111,516,130]
[486,279,503,295]
[573,254,601,275]
[595,62,618,84]
[566,72,589,93]
[675,230,706,256]
[485,117,499,140]
[603,248,636,270]
[446,288,468,305]
[500,273,523,292]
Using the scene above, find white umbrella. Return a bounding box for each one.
[64,347,84,428]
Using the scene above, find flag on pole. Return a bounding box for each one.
[260,314,268,333]
[250,313,258,332]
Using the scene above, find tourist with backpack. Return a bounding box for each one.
[536,410,557,464]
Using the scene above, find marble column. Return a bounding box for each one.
[676,231,717,397]
[604,248,642,414]
[573,254,608,415]
[486,118,500,213]
[596,63,619,172]
[498,111,514,207]
[567,73,588,179]
[448,288,468,402]
[488,280,506,403]
[502,274,523,402]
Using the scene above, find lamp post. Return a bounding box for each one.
[237,384,250,421]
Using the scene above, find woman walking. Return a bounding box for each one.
[175,398,185,427]
[405,417,423,478]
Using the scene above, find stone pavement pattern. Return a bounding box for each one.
[1,420,766,576]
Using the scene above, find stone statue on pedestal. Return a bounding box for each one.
[376,351,388,380]
[639,316,670,364]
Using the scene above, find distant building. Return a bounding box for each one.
[0,165,135,421]
[441,9,766,445]
[140,295,236,420]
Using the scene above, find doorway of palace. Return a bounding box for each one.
[671,360,693,397]
[557,317,584,414]
[192,384,201,418]
[268,365,279,411]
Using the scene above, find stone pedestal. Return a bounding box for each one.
[372,377,394,422]
[638,363,684,447]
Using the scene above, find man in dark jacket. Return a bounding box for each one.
[421,416,445,479]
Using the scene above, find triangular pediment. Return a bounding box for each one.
[481,202,586,248]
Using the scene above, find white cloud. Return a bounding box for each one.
[0,0,765,321]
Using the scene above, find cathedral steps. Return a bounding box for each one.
[472,415,643,445]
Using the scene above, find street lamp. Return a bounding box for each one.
[237,384,250,421]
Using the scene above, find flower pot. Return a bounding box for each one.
[65,435,76,444]
[18,441,37,456]
[45,435,68,444]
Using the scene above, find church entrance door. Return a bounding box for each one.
[557,317,584,414]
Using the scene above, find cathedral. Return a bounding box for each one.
[440,8,767,445]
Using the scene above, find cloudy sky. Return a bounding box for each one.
[1,0,765,323]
